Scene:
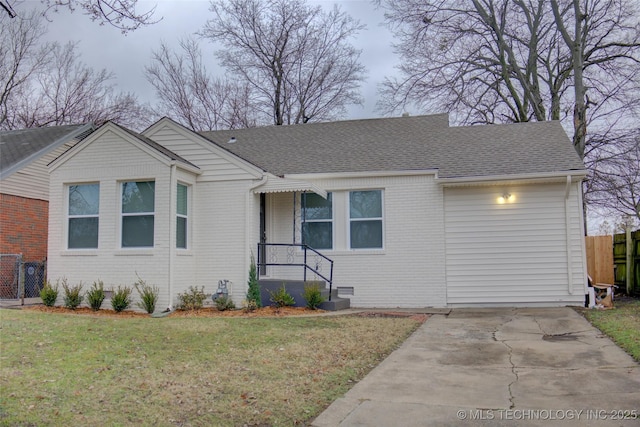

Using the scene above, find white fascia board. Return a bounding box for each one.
[143,117,264,179]
[437,170,588,187]
[286,169,440,180]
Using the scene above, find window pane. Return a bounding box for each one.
[302,193,332,220]
[350,191,382,219]
[350,220,383,249]
[68,218,98,249]
[177,217,187,249]
[177,184,187,216]
[122,216,154,247]
[69,184,99,215]
[122,181,155,213]
[302,222,332,250]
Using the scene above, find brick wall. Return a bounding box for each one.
[0,193,49,261]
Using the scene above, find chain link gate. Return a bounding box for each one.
[0,254,46,300]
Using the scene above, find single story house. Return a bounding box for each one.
[1,124,94,298]
[46,115,588,310]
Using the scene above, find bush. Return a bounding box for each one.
[243,299,258,313]
[303,283,326,310]
[246,252,262,308]
[134,277,159,314]
[177,286,207,310]
[62,281,84,310]
[40,280,59,307]
[268,284,295,308]
[86,280,106,311]
[215,295,236,311]
[111,286,132,312]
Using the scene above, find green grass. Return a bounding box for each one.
[0,310,422,426]
[581,298,640,362]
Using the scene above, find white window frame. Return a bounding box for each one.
[348,189,384,250]
[301,192,334,250]
[176,182,189,249]
[67,183,100,249]
[120,180,155,248]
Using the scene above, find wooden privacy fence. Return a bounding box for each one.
[613,229,640,296]
[585,235,614,285]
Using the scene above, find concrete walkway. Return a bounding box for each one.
[312,308,640,426]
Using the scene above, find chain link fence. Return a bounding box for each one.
[0,254,46,300]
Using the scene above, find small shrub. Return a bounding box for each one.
[268,284,295,308]
[62,281,84,310]
[86,280,106,311]
[40,280,59,307]
[177,286,207,310]
[111,286,132,312]
[246,252,262,308]
[243,299,258,313]
[134,277,159,314]
[215,295,236,311]
[303,283,326,310]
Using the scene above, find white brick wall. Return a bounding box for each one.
[267,174,447,308]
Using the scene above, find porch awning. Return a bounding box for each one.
[252,176,328,198]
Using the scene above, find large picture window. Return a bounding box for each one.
[122,181,155,248]
[68,183,99,249]
[176,183,188,249]
[301,192,333,250]
[350,190,383,249]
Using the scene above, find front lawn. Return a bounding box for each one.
[580,298,640,362]
[0,310,422,426]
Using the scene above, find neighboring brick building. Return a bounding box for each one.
[0,124,95,262]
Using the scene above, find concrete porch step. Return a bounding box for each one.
[258,279,350,311]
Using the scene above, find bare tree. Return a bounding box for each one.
[586,130,640,222]
[1,0,158,33]
[145,38,259,131]
[200,0,366,125]
[0,9,50,127]
[1,11,150,131]
[376,0,640,157]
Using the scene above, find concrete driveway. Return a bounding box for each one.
[312,308,640,426]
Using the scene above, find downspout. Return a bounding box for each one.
[168,163,177,309]
[564,175,574,295]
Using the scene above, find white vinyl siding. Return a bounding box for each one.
[444,183,585,306]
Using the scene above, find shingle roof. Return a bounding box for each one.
[0,125,93,175]
[199,114,585,179]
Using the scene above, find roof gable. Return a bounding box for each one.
[49,122,200,174]
[0,124,94,179]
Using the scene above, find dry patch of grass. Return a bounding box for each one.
[579,297,640,362]
[0,309,423,426]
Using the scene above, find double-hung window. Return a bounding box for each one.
[121,181,155,248]
[176,183,188,249]
[301,192,333,250]
[68,183,99,249]
[349,190,383,249]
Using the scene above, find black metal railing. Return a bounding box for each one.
[257,243,334,300]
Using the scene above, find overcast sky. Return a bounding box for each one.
[31,0,400,121]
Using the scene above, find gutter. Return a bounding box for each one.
[437,170,588,186]
[564,175,574,295]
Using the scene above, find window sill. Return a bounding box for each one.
[114,249,155,256]
[60,250,99,256]
[318,249,386,256]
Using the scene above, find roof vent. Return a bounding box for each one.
[228,137,237,144]
[402,112,410,117]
